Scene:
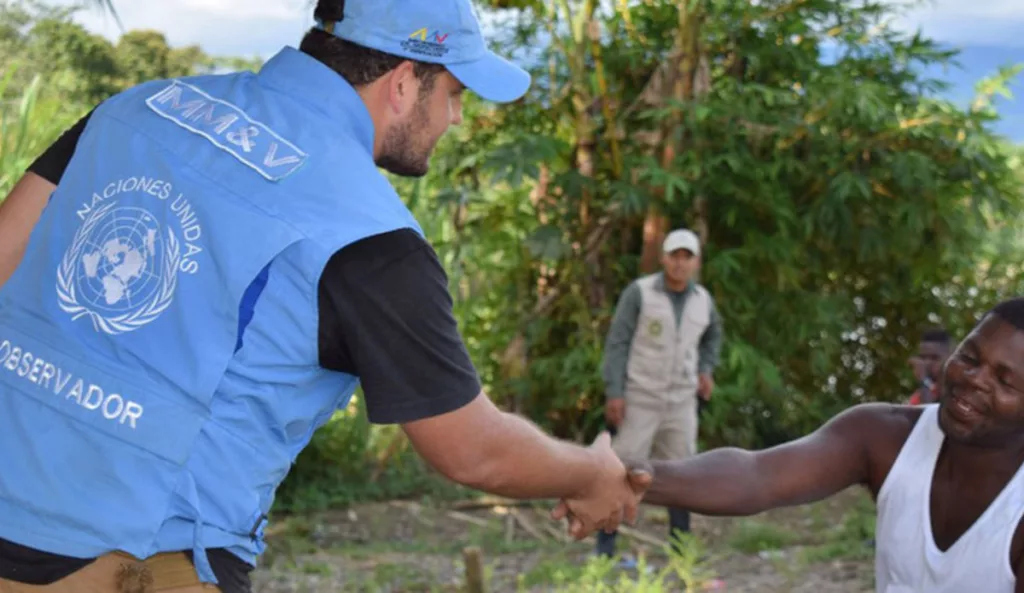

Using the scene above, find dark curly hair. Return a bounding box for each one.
[300,1,446,95]
[989,298,1024,333]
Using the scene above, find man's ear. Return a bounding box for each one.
[386,61,419,115]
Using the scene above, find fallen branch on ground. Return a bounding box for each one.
[542,521,572,543]
[450,497,539,511]
[509,508,548,542]
[618,525,668,548]
[447,510,495,529]
[389,500,436,528]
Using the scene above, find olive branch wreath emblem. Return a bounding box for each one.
[56,202,181,335]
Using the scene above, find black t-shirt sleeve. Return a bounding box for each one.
[28,110,94,184]
[317,229,481,424]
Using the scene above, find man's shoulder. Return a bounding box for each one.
[324,228,433,277]
[840,402,924,435]
[849,403,936,495]
[632,273,661,291]
[836,403,925,483]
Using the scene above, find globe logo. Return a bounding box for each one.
[58,201,181,335]
[77,207,162,313]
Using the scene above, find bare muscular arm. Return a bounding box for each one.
[642,403,913,516]
[403,392,613,499]
[0,173,55,289]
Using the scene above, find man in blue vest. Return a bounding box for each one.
[0,1,649,591]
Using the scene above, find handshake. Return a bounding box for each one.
[549,432,653,540]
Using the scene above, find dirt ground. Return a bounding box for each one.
[252,489,876,592]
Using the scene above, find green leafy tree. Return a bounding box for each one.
[0,1,247,199]
[391,0,1024,448]
[114,30,213,86]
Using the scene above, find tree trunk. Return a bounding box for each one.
[637,0,707,274]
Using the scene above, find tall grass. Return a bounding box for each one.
[535,535,720,593]
[0,65,80,197]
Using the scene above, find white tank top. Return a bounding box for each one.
[875,404,1024,592]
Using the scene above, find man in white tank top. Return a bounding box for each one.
[558,297,1024,592]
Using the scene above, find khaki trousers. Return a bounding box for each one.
[0,552,220,593]
[611,393,698,462]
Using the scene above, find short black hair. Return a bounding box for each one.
[921,328,951,345]
[989,297,1024,333]
[300,1,446,93]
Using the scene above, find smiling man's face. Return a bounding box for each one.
[938,314,1024,448]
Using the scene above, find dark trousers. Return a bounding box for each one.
[596,400,706,558]
[596,508,691,557]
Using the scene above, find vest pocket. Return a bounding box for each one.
[0,322,206,464]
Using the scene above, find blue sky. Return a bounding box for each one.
[56,0,1024,142]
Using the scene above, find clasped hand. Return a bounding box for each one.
[549,432,652,540]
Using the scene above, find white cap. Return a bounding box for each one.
[662,229,701,256]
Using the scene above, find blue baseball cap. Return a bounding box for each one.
[316,0,532,103]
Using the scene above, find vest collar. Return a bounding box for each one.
[256,46,375,155]
[654,272,692,295]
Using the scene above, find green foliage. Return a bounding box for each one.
[114,30,215,87]
[0,1,226,108]
[0,1,256,195]
[727,520,799,554]
[397,0,1024,449]
[272,394,467,513]
[2,1,1023,534]
[531,535,718,592]
[0,69,74,196]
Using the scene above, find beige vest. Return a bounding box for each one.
[624,274,710,404]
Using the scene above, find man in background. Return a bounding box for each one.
[909,328,953,405]
[597,228,724,559]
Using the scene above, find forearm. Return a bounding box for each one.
[697,305,723,375]
[601,345,629,399]
[461,411,599,499]
[644,406,879,515]
[644,448,769,516]
[602,283,640,398]
[0,173,54,289]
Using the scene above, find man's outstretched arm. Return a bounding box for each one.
[403,392,647,539]
[641,403,894,516]
[403,392,612,499]
[317,231,647,539]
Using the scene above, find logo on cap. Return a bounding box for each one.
[403,27,451,58]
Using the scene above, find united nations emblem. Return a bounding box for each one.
[57,202,181,335]
[648,320,663,337]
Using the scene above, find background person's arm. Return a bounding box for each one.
[601,282,641,426]
[640,403,901,515]
[601,282,640,401]
[696,294,723,398]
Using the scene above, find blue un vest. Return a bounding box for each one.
[0,47,422,584]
